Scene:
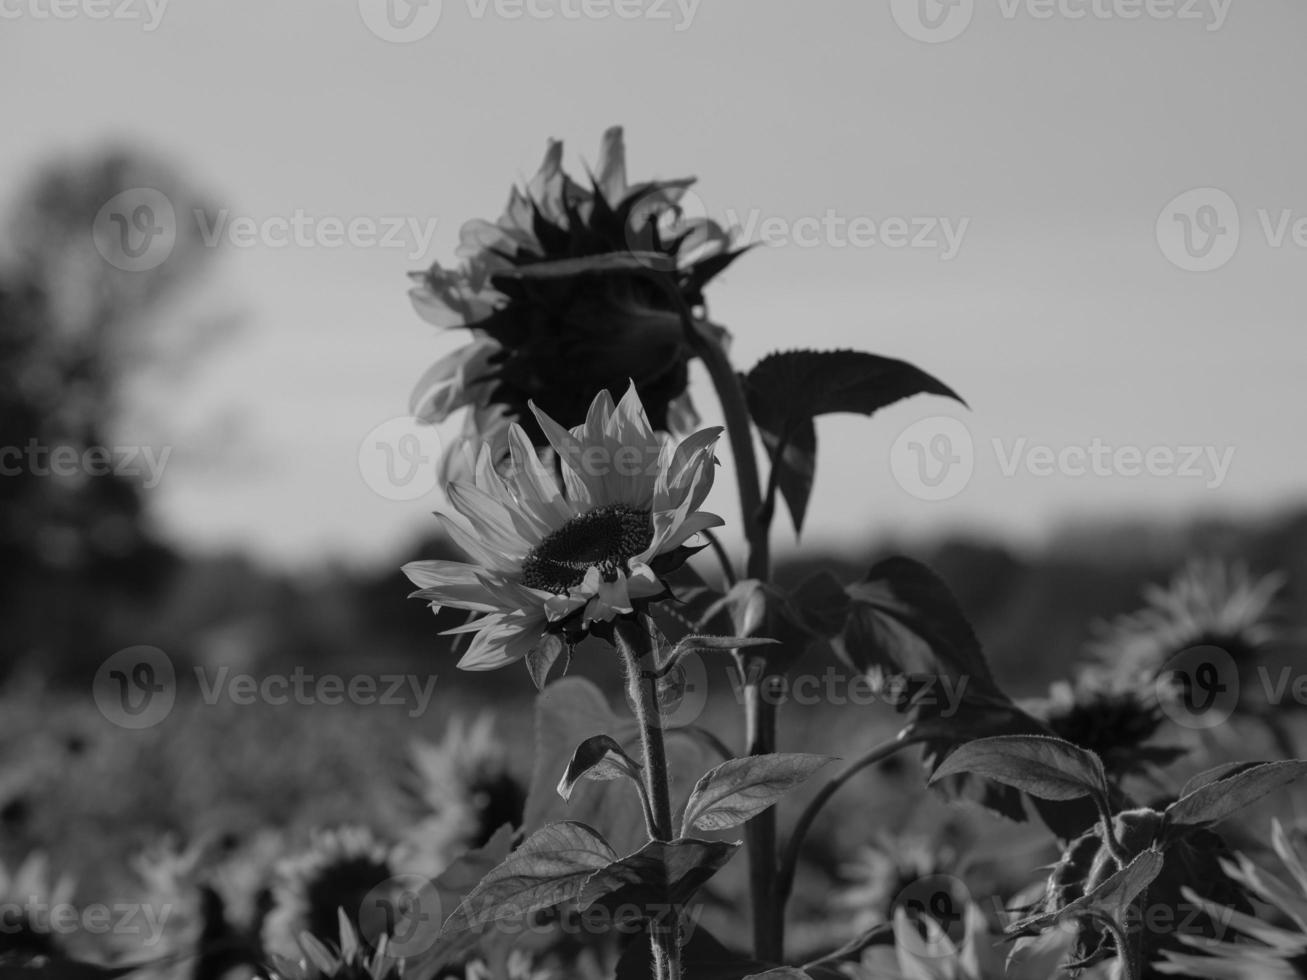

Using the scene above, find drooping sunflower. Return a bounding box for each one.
[402,385,722,672]
[407,126,742,474]
[1157,820,1307,978]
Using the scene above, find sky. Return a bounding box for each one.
[4,0,1306,570]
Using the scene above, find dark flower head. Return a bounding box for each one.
[407,126,743,476]
[1026,675,1185,782]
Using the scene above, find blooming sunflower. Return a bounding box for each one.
[1090,559,1284,681]
[407,126,742,474]
[400,715,526,874]
[1157,820,1307,979]
[261,828,399,964]
[402,385,722,672]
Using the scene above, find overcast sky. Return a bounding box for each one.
[4,0,1305,569]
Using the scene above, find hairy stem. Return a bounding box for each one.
[615,616,680,980]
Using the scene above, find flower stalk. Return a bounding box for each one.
[614,615,681,980]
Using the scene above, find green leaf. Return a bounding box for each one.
[440,822,617,936]
[1164,759,1307,830]
[743,349,965,532]
[579,838,741,912]
[681,754,835,834]
[929,735,1110,805]
[557,735,643,802]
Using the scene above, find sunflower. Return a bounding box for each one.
[1024,674,1185,783]
[832,832,966,938]
[1157,820,1307,978]
[400,715,526,874]
[1090,559,1284,682]
[407,126,742,475]
[402,385,722,673]
[261,828,399,964]
[0,853,76,963]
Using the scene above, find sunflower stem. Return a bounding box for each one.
[615,615,681,980]
[776,733,921,913]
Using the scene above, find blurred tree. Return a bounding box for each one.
[0,149,218,677]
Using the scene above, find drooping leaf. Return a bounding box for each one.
[1010,848,1164,934]
[930,735,1110,805]
[578,838,741,912]
[557,735,643,802]
[440,822,617,936]
[743,349,965,532]
[1164,759,1307,831]
[524,634,568,691]
[681,754,835,834]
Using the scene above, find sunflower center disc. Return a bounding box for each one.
[520,504,653,593]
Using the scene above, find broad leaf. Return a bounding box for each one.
[557,735,643,802]
[929,735,1109,805]
[441,822,616,936]
[681,754,835,834]
[1165,759,1307,830]
[1176,761,1265,799]
[743,349,964,532]
[525,634,567,691]
[578,838,741,912]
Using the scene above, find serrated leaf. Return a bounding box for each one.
[578,838,741,912]
[557,735,642,802]
[1176,761,1265,799]
[929,735,1109,804]
[743,349,965,532]
[1164,759,1307,830]
[681,754,835,834]
[440,822,617,936]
